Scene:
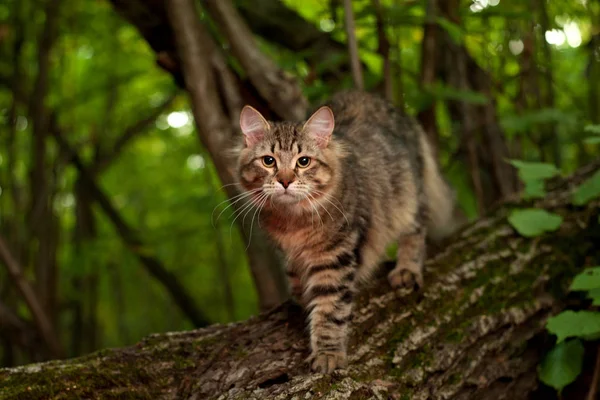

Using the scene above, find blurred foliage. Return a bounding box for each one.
[0,0,599,369]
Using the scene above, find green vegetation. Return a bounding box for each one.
[0,0,599,396]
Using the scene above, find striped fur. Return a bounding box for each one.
[236,91,459,373]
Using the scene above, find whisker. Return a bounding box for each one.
[211,188,261,227]
[246,193,270,250]
[305,194,324,230]
[230,193,266,240]
[311,190,350,227]
[218,182,243,191]
[308,192,335,222]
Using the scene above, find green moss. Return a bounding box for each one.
[447,373,462,385]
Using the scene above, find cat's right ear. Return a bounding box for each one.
[304,106,335,148]
[240,106,270,147]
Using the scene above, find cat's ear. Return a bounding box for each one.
[304,106,334,148]
[240,106,270,147]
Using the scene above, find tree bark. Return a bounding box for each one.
[343,0,364,90]
[2,162,598,399]
[165,0,289,309]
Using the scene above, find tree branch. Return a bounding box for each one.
[49,116,210,328]
[0,235,63,358]
[2,162,599,399]
[416,0,440,152]
[93,93,178,173]
[343,0,364,90]
[201,0,307,120]
[166,0,288,309]
[372,0,392,100]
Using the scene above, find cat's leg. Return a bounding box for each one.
[304,251,356,373]
[286,264,304,305]
[388,225,426,291]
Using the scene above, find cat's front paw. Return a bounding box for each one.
[309,351,347,374]
[388,266,423,291]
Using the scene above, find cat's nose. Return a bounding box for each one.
[276,170,295,189]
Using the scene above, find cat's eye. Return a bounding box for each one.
[297,157,311,168]
[262,156,276,167]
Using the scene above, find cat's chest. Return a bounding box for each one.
[263,213,325,255]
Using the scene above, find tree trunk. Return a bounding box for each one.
[2,162,598,399]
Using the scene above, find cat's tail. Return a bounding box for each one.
[420,134,466,241]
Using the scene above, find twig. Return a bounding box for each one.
[0,235,64,358]
[587,345,600,400]
[94,93,178,173]
[50,117,211,328]
[167,0,288,309]
[371,0,391,100]
[202,0,307,120]
[343,0,364,90]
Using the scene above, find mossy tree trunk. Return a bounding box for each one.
[1,163,599,399]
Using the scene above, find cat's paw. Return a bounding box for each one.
[387,267,423,291]
[309,351,347,374]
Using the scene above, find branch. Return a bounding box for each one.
[416,0,440,151]
[343,0,364,90]
[49,116,210,328]
[93,93,178,173]
[236,0,363,84]
[166,0,288,308]
[201,0,307,120]
[2,162,599,399]
[372,0,392,100]
[0,236,63,358]
[0,301,39,352]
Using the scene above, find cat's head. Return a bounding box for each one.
[236,106,339,211]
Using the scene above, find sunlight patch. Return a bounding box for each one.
[186,154,205,171]
[167,111,189,128]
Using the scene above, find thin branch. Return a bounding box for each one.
[588,345,600,400]
[371,0,391,100]
[343,0,364,90]
[94,93,178,173]
[416,0,439,151]
[202,0,307,120]
[166,0,288,309]
[49,116,210,328]
[0,235,64,358]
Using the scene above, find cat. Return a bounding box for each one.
[236,91,458,373]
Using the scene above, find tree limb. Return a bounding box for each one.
[166,0,288,309]
[0,235,63,358]
[343,0,364,90]
[201,0,307,120]
[93,93,178,173]
[372,0,392,100]
[2,162,598,399]
[49,116,211,328]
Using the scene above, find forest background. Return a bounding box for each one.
[0,0,598,379]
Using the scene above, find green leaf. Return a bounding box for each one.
[523,180,546,199]
[546,310,600,342]
[573,170,600,206]
[508,209,563,238]
[508,160,560,182]
[538,339,584,393]
[584,136,600,145]
[570,267,600,292]
[588,289,600,306]
[436,17,463,44]
[584,124,600,134]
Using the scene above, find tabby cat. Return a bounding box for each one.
[236,91,458,373]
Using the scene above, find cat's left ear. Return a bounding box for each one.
[240,105,270,147]
[303,106,334,148]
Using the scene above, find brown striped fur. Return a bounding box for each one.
[236,91,459,373]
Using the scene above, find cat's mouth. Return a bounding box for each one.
[273,190,303,203]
